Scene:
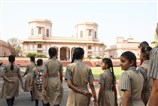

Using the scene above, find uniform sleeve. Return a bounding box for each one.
[99,74,105,85]
[65,66,72,80]
[0,67,5,75]
[88,68,94,83]
[43,64,48,73]
[137,66,146,80]
[120,72,131,91]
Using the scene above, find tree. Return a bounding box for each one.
[7,37,22,56]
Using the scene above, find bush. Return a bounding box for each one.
[26,53,36,57]
[95,56,102,59]
[36,53,47,58]
[26,53,47,58]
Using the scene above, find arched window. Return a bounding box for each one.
[38,28,42,34]
[89,30,91,36]
[46,29,49,37]
[95,31,97,38]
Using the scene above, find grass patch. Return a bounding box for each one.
[63,67,123,80]
[91,67,123,80]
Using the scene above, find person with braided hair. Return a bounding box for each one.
[98,58,117,106]
[137,46,152,105]
[65,47,98,106]
[0,55,24,106]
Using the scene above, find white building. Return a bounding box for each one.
[22,19,106,60]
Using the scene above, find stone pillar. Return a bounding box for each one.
[70,47,72,61]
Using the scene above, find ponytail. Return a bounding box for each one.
[111,64,116,90]
[8,55,15,70]
[102,58,116,89]
[141,46,152,60]
[71,52,76,63]
[71,47,84,63]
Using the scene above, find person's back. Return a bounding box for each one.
[0,55,23,106]
[67,60,90,87]
[42,47,63,106]
[5,64,20,78]
[45,57,62,77]
[65,47,98,106]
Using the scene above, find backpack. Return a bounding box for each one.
[35,67,43,90]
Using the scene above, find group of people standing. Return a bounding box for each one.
[0,23,158,106]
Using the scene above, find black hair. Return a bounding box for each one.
[71,47,84,63]
[48,47,57,59]
[141,46,152,60]
[30,56,35,62]
[121,51,137,67]
[8,55,15,70]
[138,41,149,49]
[37,59,43,66]
[102,58,115,89]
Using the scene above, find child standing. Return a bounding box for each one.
[137,46,152,105]
[42,47,63,106]
[0,55,24,106]
[119,51,144,106]
[31,59,44,106]
[65,47,98,106]
[98,58,117,106]
[23,56,36,101]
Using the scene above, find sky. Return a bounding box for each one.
[0,0,157,46]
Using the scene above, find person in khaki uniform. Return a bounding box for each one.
[98,58,117,106]
[148,23,158,106]
[42,47,63,106]
[137,46,152,105]
[0,55,24,106]
[31,59,45,106]
[65,47,98,106]
[119,51,145,106]
[23,56,35,101]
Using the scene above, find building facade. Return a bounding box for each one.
[0,40,10,57]
[22,19,106,60]
[105,37,140,58]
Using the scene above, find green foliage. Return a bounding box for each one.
[154,34,158,46]
[26,53,47,58]
[88,55,92,59]
[35,53,47,58]
[95,56,102,59]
